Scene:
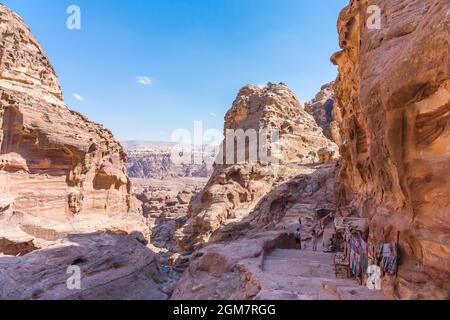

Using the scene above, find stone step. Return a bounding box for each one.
[258,248,387,300]
[264,261,332,269]
[267,252,333,262]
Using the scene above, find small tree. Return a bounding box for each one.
[308,151,317,164]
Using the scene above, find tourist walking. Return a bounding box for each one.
[312,229,318,252]
[295,228,302,250]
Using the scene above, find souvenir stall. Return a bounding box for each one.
[333,217,401,285]
[333,217,369,279]
[334,217,369,251]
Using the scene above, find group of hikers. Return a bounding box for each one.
[295,217,336,252]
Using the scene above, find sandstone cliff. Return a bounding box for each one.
[0,4,166,299]
[176,83,338,252]
[305,83,342,145]
[0,5,131,219]
[332,0,450,299]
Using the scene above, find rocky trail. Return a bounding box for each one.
[258,245,386,300]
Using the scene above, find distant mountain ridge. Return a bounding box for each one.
[123,140,215,180]
[122,141,177,150]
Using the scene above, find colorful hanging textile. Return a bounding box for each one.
[362,242,399,276]
[360,238,369,275]
[347,234,369,277]
[342,230,400,280]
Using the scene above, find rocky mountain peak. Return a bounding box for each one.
[0,4,62,100]
[0,4,167,300]
[175,82,338,251]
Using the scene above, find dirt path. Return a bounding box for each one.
[256,244,386,300]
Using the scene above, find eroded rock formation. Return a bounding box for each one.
[305,83,342,145]
[170,82,375,299]
[0,4,166,299]
[332,0,450,299]
[176,83,338,251]
[0,5,131,219]
[172,162,343,300]
[0,232,167,300]
[136,185,203,263]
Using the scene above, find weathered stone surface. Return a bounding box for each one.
[176,83,338,251]
[171,83,346,299]
[318,148,335,164]
[305,83,342,146]
[0,232,167,300]
[171,164,384,300]
[0,4,166,300]
[332,0,450,299]
[209,163,337,242]
[0,5,131,219]
[136,185,202,261]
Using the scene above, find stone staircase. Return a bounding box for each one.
[257,247,386,300]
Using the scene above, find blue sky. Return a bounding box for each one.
[3,0,348,141]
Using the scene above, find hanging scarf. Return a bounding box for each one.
[344,234,400,279]
[360,238,369,274]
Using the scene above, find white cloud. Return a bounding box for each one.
[209,112,217,117]
[72,93,85,101]
[136,76,152,85]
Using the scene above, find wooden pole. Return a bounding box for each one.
[395,231,400,278]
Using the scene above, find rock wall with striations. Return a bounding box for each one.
[305,83,342,145]
[332,0,449,299]
[0,4,167,299]
[0,4,131,221]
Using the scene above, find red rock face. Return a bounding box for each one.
[176,83,338,251]
[0,5,168,300]
[332,0,449,299]
[0,4,131,220]
[305,83,339,143]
